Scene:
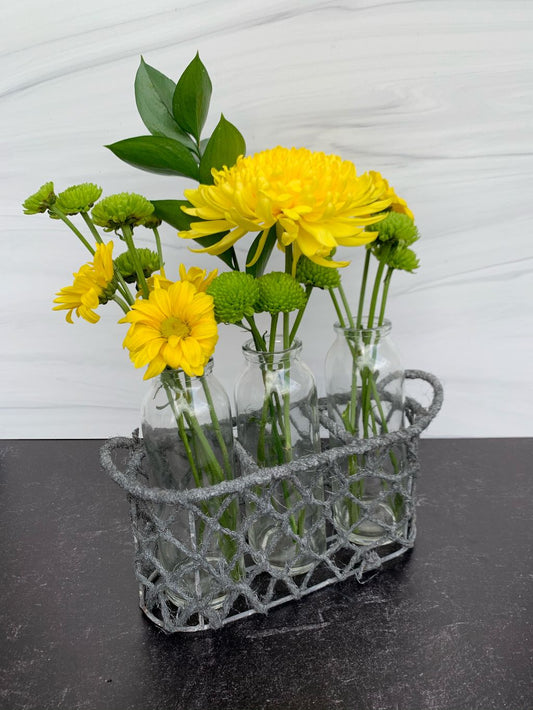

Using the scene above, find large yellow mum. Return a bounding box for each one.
[368,171,414,221]
[53,241,114,323]
[120,280,218,379]
[179,147,392,270]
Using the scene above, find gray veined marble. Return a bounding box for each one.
[1,0,532,437]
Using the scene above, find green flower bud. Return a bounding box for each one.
[99,276,119,304]
[91,192,154,231]
[142,214,163,229]
[22,182,56,214]
[387,246,420,273]
[367,211,419,247]
[114,249,160,283]
[206,271,259,324]
[255,272,307,314]
[55,183,102,215]
[295,254,340,289]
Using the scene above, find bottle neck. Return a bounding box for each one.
[334,319,392,340]
[242,337,302,368]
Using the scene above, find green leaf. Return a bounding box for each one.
[151,199,194,230]
[245,225,277,278]
[172,53,212,143]
[192,234,238,270]
[199,114,246,184]
[106,136,199,180]
[152,199,237,270]
[134,58,196,150]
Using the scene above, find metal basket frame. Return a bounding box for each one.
[101,370,443,632]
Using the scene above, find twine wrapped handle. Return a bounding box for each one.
[100,370,443,504]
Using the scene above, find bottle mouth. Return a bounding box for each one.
[334,319,392,336]
[242,337,302,362]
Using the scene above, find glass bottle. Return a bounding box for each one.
[325,320,406,545]
[141,361,240,608]
[235,337,325,574]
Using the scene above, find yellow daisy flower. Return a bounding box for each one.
[178,264,218,292]
[178,146,392,270]
[119,280,218,379]
[53,242,115,323]
[143,274,175,295]
[368,171,414,221]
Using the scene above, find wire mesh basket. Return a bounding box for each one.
[101,369,443,632]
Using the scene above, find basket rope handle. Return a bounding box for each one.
[101,370,443,503]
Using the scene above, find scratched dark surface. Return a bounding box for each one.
[1,438,531,710]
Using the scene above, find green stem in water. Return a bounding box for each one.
[357,249,371,328]
[289,284,313,344]
[200,375,232,480]
[163,380,203,489]
[49,206,95,255]
[121,224,149,299]
[183,374,225,485]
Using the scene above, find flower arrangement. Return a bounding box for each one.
[24,53,422,594]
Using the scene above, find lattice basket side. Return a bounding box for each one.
[100,370,443,632]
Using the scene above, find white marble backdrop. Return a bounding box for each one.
[2,0,532,438]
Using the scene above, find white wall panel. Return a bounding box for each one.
[2,0,532,438]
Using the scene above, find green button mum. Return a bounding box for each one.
[55,183,102,215]
[22,182,56,214]
[91,192,154,231]
[255,272,307,315]
[295,255,340,290]
[206,272,259,324]
[114,248,161,283]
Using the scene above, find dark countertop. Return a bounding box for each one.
[1,438,531,710]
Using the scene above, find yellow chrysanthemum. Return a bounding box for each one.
[368,171,414,221]
[179,147,392,271]
[53,242,115,323]
[119,280,218,379]
[179,264,218,292]
[143,274,174,295]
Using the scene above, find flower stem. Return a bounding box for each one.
[357,249,371,328]
[49,206,95,255]
[284,243,293,277]
[289,284,313,344]
[367,259,386,329]
[121,224,149,299]
[269,312,279,353]
[245,315,266,351]
[328,288,346,327]
[200,375,232,479]
[152,226,166,277]
[80,212,104,244]
[378,266,394,326]
[112,294,131,315]
[337,282,355,328]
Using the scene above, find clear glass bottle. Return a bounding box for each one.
[141,361,240,608]
[325,320,406,545]
[235,337,325,574]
